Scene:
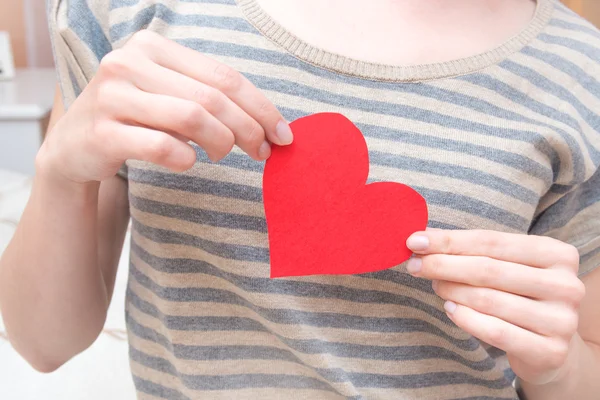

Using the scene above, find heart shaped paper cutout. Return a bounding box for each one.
[263,113,428,278]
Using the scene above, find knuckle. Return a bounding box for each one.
[92,119,112,138]
[433,280,448,296]
[487,325,509,348]
[213,64,243,93]
[471,289,496,312]
[99,50,130,77]
[195,86,224,111]
[95,81,119,110]
[256,99,278,121]
[147,135,173,163]
[550,273,586,305]
[565,278,586,305]
[557,311,579,336]
[179,104,205,132]
[544,341,569,369]
[222,129,236,152]
[560,244,580,268]
[245,120,264,145]
[126,29,158,50]
[92,120,119,155]
[440,233,454,254]
[423,255,443,276]
[479,231,502,254]
[478,258,503,286]
[210,130,235,161]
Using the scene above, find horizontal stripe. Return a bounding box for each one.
[130,341,508,391]
[537,200,600,243]
[129,182,265,218]
[132,209,268,248]
[314,369,509,390]
[580,246,600,276]
[111,0,236,11]
[68,0,112,62]
[530,168,600,232]
[129,166,530,231]
[128,324,351,394]
[520,46,600,103]
[130,192,266,232]
[128,295,488,369]
[539,33,600,64]
[128,230,477,329]
[130,156,534,231]
[110,5,255,41]
[128,248,483,349]
[127,304,501,377]
[131,345,344,392]
[549,18,600,39]
[129,227,441,297]
[129,248,452,326]
[111,1,239,24]
[450,397,515,400]
[128,324,361,396]
[133,375,190,400]
[127,254,488,361]
[172,36,562,168]
[132,217,267,261]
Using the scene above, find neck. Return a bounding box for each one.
[254,0,538,65]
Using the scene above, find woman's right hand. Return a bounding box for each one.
[39,30,293,184]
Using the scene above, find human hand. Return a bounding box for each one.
[405,229,586,385]
[39,30,292,184]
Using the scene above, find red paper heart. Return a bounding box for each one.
[263,113,428,278]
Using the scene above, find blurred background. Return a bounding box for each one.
[0,1,598,399]
[0,2,136,400]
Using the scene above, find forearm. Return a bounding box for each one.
[0,166,107,372]
[520,335,600,400]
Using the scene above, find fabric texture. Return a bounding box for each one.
[47,0,600,398]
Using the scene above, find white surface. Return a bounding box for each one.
[0,68,57,175]
[23,0,55,68]
[0,169,136,400]
[0,69,56,119]
[0,121,43,175]
[0,32,15,81]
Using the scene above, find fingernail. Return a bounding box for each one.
[407,235,429,251]
[431,280,438,291]
[258,141,271,160]
[444,301,457,314]
[406,257,422,274]
[276,120,294,145]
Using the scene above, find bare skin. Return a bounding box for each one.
[1,2,599,400]
[0,30,292,371]
[256,0,537,65]
[260,1,600,399]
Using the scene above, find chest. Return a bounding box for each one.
[111,1,562,235]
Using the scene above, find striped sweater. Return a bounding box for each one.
[47,0,600,398]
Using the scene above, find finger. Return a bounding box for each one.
[103,86,235,162]
[123,56,270,160]
[443,302,569,373]
[98,121,197,171]
[126,31,293,146]
[406,229,579,271]
[407,254,584,301]
[433,281,579,337]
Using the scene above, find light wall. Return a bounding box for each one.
[0,0,598,69]
[0,0,27,67]
[0,0,54,68]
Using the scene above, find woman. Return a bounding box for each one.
[1,0,599,398]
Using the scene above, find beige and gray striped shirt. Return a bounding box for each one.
[48,0,600,398]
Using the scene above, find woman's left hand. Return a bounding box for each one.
[405,229,586,385]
